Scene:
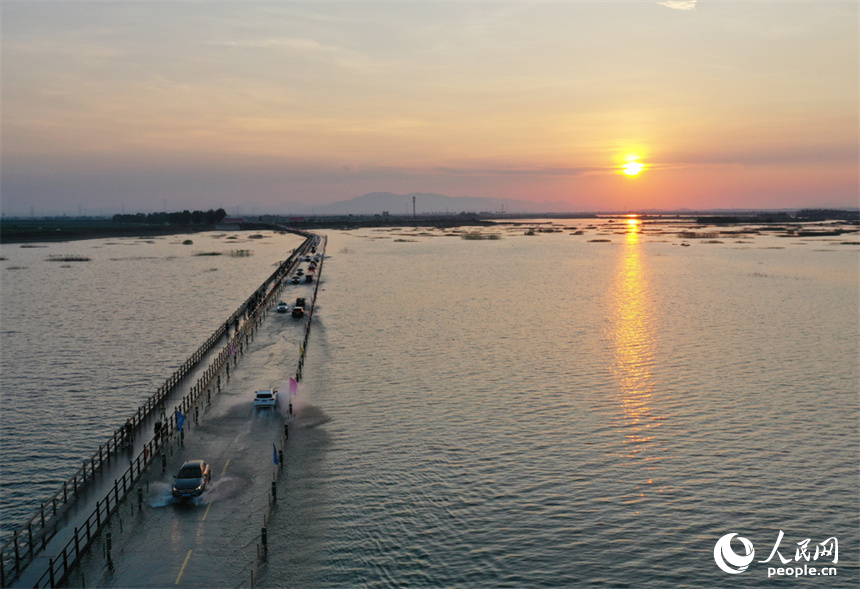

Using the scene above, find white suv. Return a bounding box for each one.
[254,389,278,408]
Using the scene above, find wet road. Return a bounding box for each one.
[67,290,315,588]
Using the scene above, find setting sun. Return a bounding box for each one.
[621,157,645,176]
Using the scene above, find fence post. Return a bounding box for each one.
[13,531,20,573]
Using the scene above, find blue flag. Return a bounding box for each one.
[273,443,279,466]
[176,410,186,432]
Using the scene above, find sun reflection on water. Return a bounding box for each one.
[609,219,664,493]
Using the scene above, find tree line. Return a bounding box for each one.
[112,208,228,226]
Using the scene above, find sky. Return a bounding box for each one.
[2,1,857,215]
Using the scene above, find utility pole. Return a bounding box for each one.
[412,195,416,219]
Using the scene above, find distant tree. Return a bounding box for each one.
[211,208,227,224]
[113,208,229,225]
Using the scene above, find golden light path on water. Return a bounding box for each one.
[609,218,663,499]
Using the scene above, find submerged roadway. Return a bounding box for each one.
[65,277,318,588]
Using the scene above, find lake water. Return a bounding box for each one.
[2,219,858,587]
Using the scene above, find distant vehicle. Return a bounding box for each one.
[304,256,312,262]
[295,297,306,307]
[277,302,288,313]
[254,389,279,408]
[291,276,301,284]
[172,460,211,500]
[292,306,305,318]
[296,268,304,276]
[305,275,314,283]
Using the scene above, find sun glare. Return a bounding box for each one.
[622,161,645,176]
[618,153,646,177]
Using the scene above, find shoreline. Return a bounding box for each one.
[4,213,857,245]
[0,225,215,245]
[1,217,497,244]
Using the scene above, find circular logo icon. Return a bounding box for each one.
[714,533,755,574]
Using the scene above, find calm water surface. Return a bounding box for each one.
[268,221,858,588]
[2,221,858,587]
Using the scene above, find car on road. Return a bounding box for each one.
[276,301,288,313]
[295,297,306,307]
[291,275,301,284]
[296,268,304,276]
[254,389,278,408]
[291,305,304,318]
[172,460,211,500]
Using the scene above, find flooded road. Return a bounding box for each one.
[67,291,315,588]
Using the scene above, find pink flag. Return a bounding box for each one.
[289,376,298,395]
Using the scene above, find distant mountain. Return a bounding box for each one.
[303,192,573,216]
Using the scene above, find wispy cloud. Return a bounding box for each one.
[220,37,388,73]
[659,1,698,10]
[432,165,604,177]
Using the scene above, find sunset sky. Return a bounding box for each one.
[2,1,857,215]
